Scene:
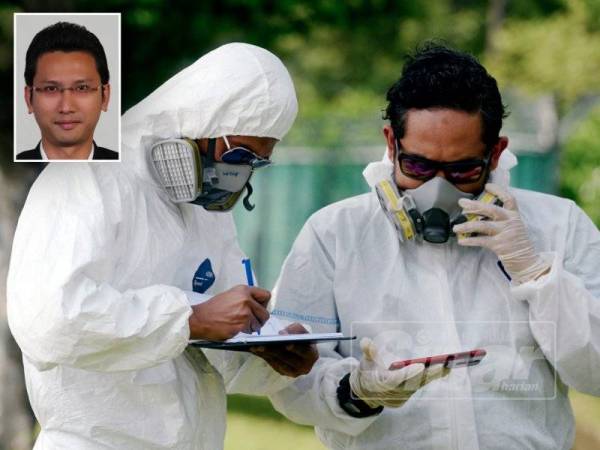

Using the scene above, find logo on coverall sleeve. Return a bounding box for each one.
[193,258,215,293]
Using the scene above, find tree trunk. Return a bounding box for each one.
[0,167,40,450]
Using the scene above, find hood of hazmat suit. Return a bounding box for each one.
[268,149,600,450]
[7,43,297,450]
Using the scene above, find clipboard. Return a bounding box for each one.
[189,333,355,351]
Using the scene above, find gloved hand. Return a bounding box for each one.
[349,338,450,408]
[453,183,551,284]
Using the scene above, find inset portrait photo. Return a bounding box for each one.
[14,13,120,162]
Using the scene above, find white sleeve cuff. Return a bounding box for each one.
[184,290,212,306]
[510,252,559,301]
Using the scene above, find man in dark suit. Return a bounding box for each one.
[17,22,118,161]
[17,141,118,160]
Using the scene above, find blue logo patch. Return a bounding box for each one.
[193,258,215,293]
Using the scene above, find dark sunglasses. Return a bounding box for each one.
[221,136,272,169]
[397,144,490,184]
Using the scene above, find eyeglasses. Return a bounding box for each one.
[396,141,490,184]
[221,136,272,169]
[32,83,104,98]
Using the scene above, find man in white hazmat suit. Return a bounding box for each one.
[7,42,317,450]
[265,44,600,449]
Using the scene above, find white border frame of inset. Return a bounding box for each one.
[13,12,121,163]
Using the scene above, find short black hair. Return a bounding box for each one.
[25,21,109,86]
[384,42,508,150]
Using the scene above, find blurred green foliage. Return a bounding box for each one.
[3,0,597,193]
[2,0,599,125]
[560,105,600,224]
[487,0,600,111]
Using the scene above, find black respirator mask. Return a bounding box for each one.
[375,176,473,243]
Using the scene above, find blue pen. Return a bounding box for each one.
[242,258,259,334]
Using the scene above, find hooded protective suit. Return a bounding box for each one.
[268,151,600,450]
[7,43,297,450]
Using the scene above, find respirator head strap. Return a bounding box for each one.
[242,181,255,211]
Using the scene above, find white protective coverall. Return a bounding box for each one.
[268,151,600,450]
[7,43,297,450]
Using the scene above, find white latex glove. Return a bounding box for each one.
[453,183,551,284]
[349,338,450,408]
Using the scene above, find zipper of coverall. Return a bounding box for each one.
[439,244,461,450]
[180,204,222,449]
[425,243,457,449]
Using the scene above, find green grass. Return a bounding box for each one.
[571,390,600,421]
[226,393,600,450]
[571,391,600,450]
[225,395,326,450]
[25,392,600,449]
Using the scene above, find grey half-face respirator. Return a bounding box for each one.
[150,138,255,212]
[375,176,501,244]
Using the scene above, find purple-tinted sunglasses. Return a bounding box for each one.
[397,141,490,184]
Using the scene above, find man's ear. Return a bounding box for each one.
[101,84,111,112]
[383,125,395,162]
[489,136,509,171]
[24,86,33,113]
